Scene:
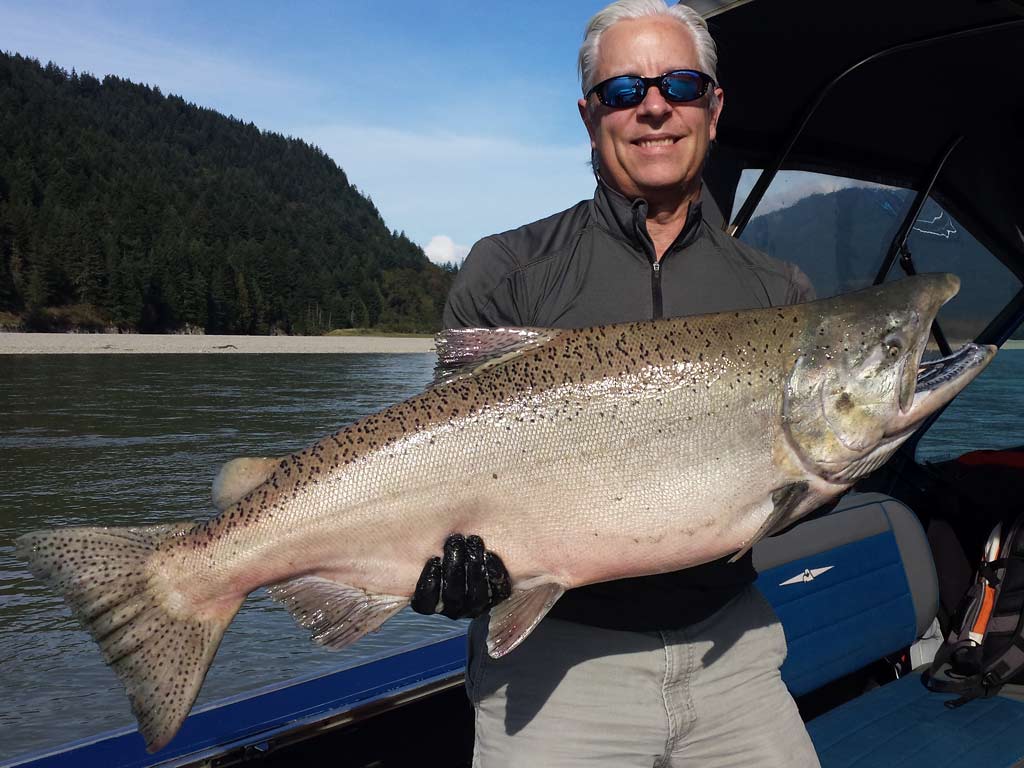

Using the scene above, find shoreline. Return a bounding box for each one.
[3,332,1021,355]
[0,332,436,354]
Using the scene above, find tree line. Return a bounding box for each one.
[0,52,456,334]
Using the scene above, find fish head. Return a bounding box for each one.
[783,273,995,484]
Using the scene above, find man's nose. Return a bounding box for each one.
[636,84,671,118]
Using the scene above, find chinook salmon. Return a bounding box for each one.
[18,273,992,751]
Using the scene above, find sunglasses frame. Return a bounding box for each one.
[586,69,716,108]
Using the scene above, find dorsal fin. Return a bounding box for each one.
[212,456,281,511]
[432,327,559,386]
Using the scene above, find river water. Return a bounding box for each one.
[1,351,1021,760]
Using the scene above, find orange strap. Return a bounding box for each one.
[972,584,997,638]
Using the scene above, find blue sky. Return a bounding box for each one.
[1,1,866,265]
[1,1,615,263]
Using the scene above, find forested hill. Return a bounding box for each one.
[0,52,455,334]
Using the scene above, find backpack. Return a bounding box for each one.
[922,514,1024,707]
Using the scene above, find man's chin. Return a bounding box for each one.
[631,175,699,204]
[600,163,700,204]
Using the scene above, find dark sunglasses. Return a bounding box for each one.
[586,69,715,109]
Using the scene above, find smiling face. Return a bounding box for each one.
[579,15,724,206]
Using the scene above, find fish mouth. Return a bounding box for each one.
[915,343,991,393]
[896,341,996,431]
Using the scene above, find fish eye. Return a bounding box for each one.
[884,336,902,358]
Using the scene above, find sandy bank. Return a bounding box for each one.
[0,332,436,355]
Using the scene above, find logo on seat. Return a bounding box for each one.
[779,566,834,586]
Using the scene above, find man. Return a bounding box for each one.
[412,1,819,765]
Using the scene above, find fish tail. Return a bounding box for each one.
[16,522,242,753]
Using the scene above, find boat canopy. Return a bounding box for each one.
[696,0,1024,277]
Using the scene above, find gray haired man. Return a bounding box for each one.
[413,2,819,765]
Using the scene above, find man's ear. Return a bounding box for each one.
[708,87,725,142]
[578,98,597,149]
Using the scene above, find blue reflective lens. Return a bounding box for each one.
[603,77,646,108]
[590,70,711,108]
[661,71,704,102]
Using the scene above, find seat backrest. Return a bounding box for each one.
[753,492,939,696]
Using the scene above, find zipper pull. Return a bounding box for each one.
[652,261,661,273]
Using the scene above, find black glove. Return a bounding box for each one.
[411,534,512,619]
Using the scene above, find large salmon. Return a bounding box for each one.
[18,273,993,751]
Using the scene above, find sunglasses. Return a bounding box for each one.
[586,69,715,109]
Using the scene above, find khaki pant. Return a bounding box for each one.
[466,585,820,767]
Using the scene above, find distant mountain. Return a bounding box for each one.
[742,186,1021,340]
[0,52,455,334]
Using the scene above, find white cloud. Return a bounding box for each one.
[424,235,471,267]
[302,123,595,251]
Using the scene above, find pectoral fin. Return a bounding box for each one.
[728,481,810,563]
[486,577,565,659]
[212,457,281,511]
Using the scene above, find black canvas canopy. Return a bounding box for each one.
[697,0,1024,278]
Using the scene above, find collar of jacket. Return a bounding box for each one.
[591,179,705,262]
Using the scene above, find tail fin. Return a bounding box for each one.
[16,523,242,753]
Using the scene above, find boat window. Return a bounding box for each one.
[735,172,1022,340]
[910,198,1023,462]
[884,198,1022,344]
[735,170,915,300]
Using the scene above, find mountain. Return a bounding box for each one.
[742,186,1020,341]
[0,52,455,334]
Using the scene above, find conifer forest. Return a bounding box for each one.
[0,52,456,334]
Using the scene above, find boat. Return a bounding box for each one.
[5,0,1024,765]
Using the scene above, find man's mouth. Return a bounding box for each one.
[633,136,678,148]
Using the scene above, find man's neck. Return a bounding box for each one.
[599,176,702,261]
[645,193,698,262]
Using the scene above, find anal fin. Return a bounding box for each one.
[486,577,565,659]
[728,481,810,563]
[268,576,407,650]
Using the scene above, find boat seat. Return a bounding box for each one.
[753,492,1024,767]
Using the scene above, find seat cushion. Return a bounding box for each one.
[808,672,1024,767]
[754,493,938,696]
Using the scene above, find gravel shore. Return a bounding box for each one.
[0,332,436,354]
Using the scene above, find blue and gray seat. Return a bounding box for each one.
[754,492,1024,767]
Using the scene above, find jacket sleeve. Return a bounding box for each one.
[442,237,526,330]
